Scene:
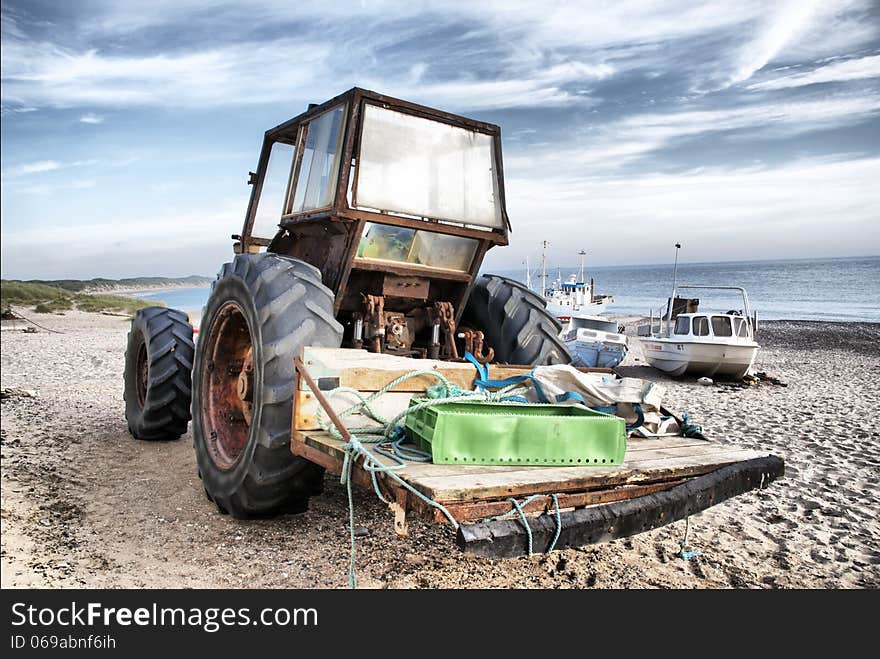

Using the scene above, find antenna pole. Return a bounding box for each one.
[666,242,681,337]
[578,249,586,283]
[541,240,548,298]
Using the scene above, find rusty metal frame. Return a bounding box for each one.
[239,88,509,289]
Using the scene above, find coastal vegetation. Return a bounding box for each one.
[0,278,203,315]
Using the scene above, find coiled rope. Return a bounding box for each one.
[317,366,537,588]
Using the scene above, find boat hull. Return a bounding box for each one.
[562,327,628,368]
[640,339,758,379]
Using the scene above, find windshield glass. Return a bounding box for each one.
[674,316,690,335]
[355,104,503,228]
[712,316,733,337]
[290,104,346,213]
[355,222,478,272]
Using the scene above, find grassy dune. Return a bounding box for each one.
[1,280,156,315]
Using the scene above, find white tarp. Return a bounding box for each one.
[515,365,684,437]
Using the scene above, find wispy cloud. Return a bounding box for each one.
[19,178,97,196]
[497,155,880,266]
[748,54,880,91]
[506,93,880,175]
[79,113,104,124]
[711,0,820,91]
[3,1,876,112]
[1,37,333,109]
[4,160,61,176]
[1,157,127,179]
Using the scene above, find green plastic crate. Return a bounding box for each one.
[404,399,626,466]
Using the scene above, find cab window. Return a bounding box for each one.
[692,316,710,336]
[674,316,690,335]
[711,316,732,337]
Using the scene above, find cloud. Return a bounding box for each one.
[0,199,243,279]
[493,155,880,267]
[364,61,612,111]
[505,93,880,175]
[748,54,880,91]
[713,0,820,90]
[18,178,97,196]
[3,160,61,176]
[79,113,104,123]
[1,157,126,180]
[1,36,333,109]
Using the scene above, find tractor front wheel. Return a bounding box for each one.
[191,253,343,518]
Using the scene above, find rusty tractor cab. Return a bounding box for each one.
[123,89,570,518]
[235,88,521,363]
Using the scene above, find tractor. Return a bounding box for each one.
[123,88,570,518]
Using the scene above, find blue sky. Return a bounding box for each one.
[1,0,879,279]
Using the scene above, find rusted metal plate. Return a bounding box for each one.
[382,275,430,300]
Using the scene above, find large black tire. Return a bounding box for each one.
[124,306,194,440]
[192,253,343,518]
[462,274,571,365]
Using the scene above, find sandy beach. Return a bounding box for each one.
[1,308,878,589]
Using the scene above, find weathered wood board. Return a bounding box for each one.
[293,346,612,431]
[292,430,770,505]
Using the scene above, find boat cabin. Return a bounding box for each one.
[672,313,754,342]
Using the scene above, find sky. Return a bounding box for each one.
[1,0,879,280]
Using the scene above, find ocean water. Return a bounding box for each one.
[496,255,880,322]
[133,256,880,322]
[133,286,211,312]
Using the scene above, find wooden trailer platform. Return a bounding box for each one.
[291,348,785,557]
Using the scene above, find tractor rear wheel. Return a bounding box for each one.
[191,253,343,518]
[123,306,194,440]
[462,274,571,365]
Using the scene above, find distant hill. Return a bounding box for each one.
[1,276,211,315]
[21,275,213,293]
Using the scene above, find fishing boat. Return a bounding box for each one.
[641,284,759,378]
[537,246,614,321]
[560,314,628,368]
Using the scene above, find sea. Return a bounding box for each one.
[133,255,880,323]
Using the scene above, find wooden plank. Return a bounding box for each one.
[434,480,686,522]
[413,449,765,501]
[295,429,767,502]
[294,389,411,431]
[297,431,757,478]
[625,437,715,452]
[298,346,611,393]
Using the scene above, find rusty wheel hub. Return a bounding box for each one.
[201,303,255,470]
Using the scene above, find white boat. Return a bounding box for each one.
[537,247,614,322]
[560,314,628,368]
[641,285,759,379]
[545,273,614,320]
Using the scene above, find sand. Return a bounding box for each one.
[1,308,878,589]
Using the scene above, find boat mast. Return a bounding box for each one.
[578,249,587,307]
[666,242,681,337]
[540,240,548,297]
[525,255,532,291]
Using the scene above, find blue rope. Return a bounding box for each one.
[678,516,700,561]
[340,435,461,588]
[507,496,537,556]
[484,493,564,556]
[680,412,703,437]
[548,494,562,553]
